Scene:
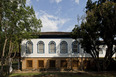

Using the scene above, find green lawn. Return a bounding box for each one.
[9,72,116,77]
[10,73,41,77]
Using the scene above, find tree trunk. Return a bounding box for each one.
[18,41,21,70]
[18,58,20,70]
[7,40,13,74]
[93,57,101,71]
[9,58,13,73]
[103,44,113,71]
[0,38,7,76]
[0,0,2,29]
[96,59,101,71]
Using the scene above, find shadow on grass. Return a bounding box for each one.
[9,72,116,77]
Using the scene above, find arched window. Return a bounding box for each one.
[49,41,56,53]
[26,41,33,54]
[37,41,44,53]
[60,41,68,53]
[72,41,79,53]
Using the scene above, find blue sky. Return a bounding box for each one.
[26,0,97,32]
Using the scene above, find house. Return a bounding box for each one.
[21,32,116,70]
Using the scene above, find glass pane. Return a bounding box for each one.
[38,41,44,53]
[61,41,67,53]
[72,41,78,53]
[27,60,32,67]
[61,49,66,53]
[39,44,43,48]
[38,60,44,67]
[73,49,78,52]
[27,42,32,53]
[62,44,66,48]
[39,49,44,53]
[73,45,77,48]
[50,49,55,53]
[51,44,55,49]
[49,41,55,53]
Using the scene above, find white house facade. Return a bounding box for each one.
[21,32,116,70]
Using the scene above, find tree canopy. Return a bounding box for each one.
[72,0,116,70]
[0,0,42,75]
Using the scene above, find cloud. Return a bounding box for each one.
[35,10,70,32]
[26,0,31,5]
[55,6,62,15]
[36,0,39,2]
[50,0,62,4]
[75,0,79,4]
[55,0,62,3]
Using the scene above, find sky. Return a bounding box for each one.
[26,0,97,32]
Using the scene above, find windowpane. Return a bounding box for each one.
[50,49,55,53]
[49,41,56,53]
[72,41,78,53]
[27,41,33,53]
[39,44,43,48]
[38,60,44,67]
[73,45,77,48]
[38,41,44,53]
[60,41,67,53]
[39,49,43,53]
[73,49,78,52]
[27,60,33,68]
[50,44,55,50]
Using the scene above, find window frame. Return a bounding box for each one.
[60,41,68,54]
[49,41,56,54]
[26,60,33,68]
[38,60,44,68]
[26,41,33,54]
[72,41,79,53]
[37,41,45,54]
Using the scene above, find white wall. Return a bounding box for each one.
[21,38,116,58]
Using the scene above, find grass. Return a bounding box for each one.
[1,61,116,77]
[9,72,116,77]
[10,73,41,77]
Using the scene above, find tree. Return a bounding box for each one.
[72,0,116,71]
[0,2,1,26]
[0,0,42,76]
